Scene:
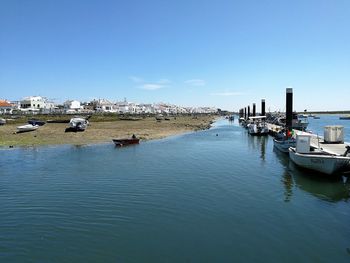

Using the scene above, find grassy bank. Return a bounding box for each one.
[0,115,216,147]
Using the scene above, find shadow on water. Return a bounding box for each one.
[273,148,350,203]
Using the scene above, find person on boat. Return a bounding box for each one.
[132,134,136,139]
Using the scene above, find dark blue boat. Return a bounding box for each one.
[28,119,46,126]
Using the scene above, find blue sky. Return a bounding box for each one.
[1,0,349,111]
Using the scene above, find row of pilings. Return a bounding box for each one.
[238,88,293,131]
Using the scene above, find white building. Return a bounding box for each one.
[0,100,13,114]
[95,99,116,113]
[63,100,81,113]
[20,96,55,113]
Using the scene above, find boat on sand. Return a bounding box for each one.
[17,124,39,133]
[113,135,140,147]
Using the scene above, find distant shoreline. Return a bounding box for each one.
[0,115,216,148]
[296,111,350,114]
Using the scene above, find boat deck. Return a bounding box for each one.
[267,123,349,156]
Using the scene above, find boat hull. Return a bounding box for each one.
[17,124,39,133]
[113,138,140,147]
[288,148,350,175]
[273,138,296,153]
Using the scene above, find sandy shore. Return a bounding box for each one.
[0,115,216,147]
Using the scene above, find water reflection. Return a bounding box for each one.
[247,135,268,162]
[273,148,350,202]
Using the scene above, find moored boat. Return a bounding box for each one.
[273,138,296,153]
[17,124,39,133]
[289,147,350,175]
[247,116,269,135]
[0,118,6,125]
[288,134,350,175]
[339,115,350,120]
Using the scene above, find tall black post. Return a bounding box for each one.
[261,99,265,116]
[244,107,247,119]
[248,106,250,118]
[252,103,256,117]
[286,88,293,129]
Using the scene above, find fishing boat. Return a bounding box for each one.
[273,129,297,153]
[113,136,140,147]
[28,119,46,126]
[17,124,39,133]
[247,116,269,135]
[273,137,296,153]
[288,134,350,175]
[0,118,6,125]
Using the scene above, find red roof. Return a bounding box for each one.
[0,100,12,107]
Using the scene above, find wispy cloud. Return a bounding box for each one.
[130,76,170,91]
[184,79,206,86]
[210,91,245,96]
[140,84,165,90]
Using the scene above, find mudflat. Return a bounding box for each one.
[0,115,216,147]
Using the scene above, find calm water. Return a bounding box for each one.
[1,117,350,263]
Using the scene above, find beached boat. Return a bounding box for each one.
[288,134,350,175]
[113,138,140,147]
[69,117,89,131]
[17,124,39,133]
[47,119,70,123]
[28,119,46,126]
[0,118,6,125]
[247,116,269,135]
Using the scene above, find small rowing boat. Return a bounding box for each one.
[113,135,140,147]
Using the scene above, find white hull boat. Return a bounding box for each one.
[69,117,89,131]
[247,116,269,135]
[0,118,6,125]
[273,138,296,153]
[289,147,350,175]
[17,124,39,132]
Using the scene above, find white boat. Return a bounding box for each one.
[69,117,89,131]
[273,138,296,153]
[289,147,350,175]
[247,116,269,135]
[288,134,350,175]
[0,118,6,125]
[17,124,39,132]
